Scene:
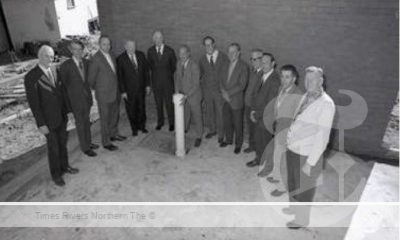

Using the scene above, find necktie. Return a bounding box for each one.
[78,61,85,81]
[181,63,185,77]
[47,69,55,86]
[130,54,137,70]
[157,47,162,60]
[210,55,214,66]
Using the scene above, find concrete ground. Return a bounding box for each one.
[0,94,389,239]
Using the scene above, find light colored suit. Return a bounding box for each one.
[175,59,203,138]
[88,50,120,146]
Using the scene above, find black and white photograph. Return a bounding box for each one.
[0,0,398,239]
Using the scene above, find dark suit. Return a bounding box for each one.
[24,65,70,180]
[147,44,177,127]
[117,50,149,133]
[220,59,249,147]
[175,59,203,138]
[59,58,93,152]
[252,70,281,165]
[244,69,262,150]
[199,51,229,139]
[88,50,120,146]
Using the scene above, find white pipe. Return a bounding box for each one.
[173,93,185,157]
[0,108,31,125]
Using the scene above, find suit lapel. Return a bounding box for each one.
[98,51,116,74]
[37,66,56,89]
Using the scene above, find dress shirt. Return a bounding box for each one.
[128,52,138,67]
[100,50,116,73]
[286,92,335,166]
[39,64,55,86]
[261,69,273,84]
[72,56,85,80]
[207,50,219,64]
[227,59,238,82]
[156,44,164,55]
[276,85,294,110]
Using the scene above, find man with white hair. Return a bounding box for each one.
[147,30,177,131]
[283,66,335,229]
[24,45,79,187]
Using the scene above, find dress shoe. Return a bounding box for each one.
[257,167,273,177]
[65,166,79,174]
[194,138,202,147]
[271,189,286,197]
[140,128,148,134]
[218,138,224,144]
[53,177,65,187]
[169,125,174,132]
[266,176,280,183]
[219,142,232,148]
[286,221,307,229]
[90,143,100,149]
[132,131,138,136]
[104,144,118,151]
[243,147,254,153]
[234,147,241,154]
[282,207,295,215]
[110,135,126,141]
[84,149,97,157]
[155,125,163,130]
[205,132,216,139]
[246,159,260,167]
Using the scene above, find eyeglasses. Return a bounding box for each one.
[250,57,262,61]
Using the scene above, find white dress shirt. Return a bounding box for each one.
[100,50,116,73]
[38,64,55,86]
[287,92,335,166]
[261,69,273,84]
[156,44,164,55]
[207,50,219,64]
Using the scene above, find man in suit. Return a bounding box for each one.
[88,35,126,151]
[117,40,150,136]
[147,30,177,131]
[220,43,249,154]
[175,45,203,147]
[243,49,263,153]
[246,53,280,169]
[24,45,78,187]
[199,36,229,144]
[284,66,335,229]
[266,64,303,197]
[59,40,99,157]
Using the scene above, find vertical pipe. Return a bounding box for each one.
[173,93,185,157]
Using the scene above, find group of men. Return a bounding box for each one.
[24,30,335,229]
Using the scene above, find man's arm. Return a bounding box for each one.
[227,63,249,96]
[186,62,201,97]
[58,65,72,113]
[116,57,126,94]
[169,48,177,74]
[306,101,336,166]
[87,57,98,89]
[24,74,46,128]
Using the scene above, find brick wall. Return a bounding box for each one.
[97,0,399,158]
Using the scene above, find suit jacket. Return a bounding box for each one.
[199,51,229,96]
[116,50,149,99]
[220,59,249,110]
[147,44,177,90]
[87,50,119,103]
[252,70,281,125]
[271,85,303,144]
[24,65,69,130]
[174,59,202,103]
[59,58,93,113]
[244,69,263,107]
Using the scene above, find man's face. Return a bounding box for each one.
[228,46,239,62]
[261,55,274,73]
[204,39,215,55]
[99,38,111,53]
[153,32,163,46]
[70,43,84,60]
[39,48,54,68]
[280,70,296,89]
[305,72,322,92]
[179,48,189,63]
[250,52,262,70]
[125,41,136,55]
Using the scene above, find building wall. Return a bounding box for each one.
[55,0,98,37]
[1,0,60,50]
[97,0,399,158]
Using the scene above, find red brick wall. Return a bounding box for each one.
[97,0,399,158]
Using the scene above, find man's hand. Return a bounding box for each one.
[145,87,151,95]
[180,95,187,105]
[122,93,128,100]
[222,90,230,102]
[38,126,50,135]
[302,162,312,176]
[250,111,257,123]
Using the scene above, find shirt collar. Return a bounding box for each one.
[100,50,110,57]
[207,50,219,61]
[156,44,164,53]
[262,69,274,81]
[183,59,190,68]
[38,64,50,73]
[72,56,82,65]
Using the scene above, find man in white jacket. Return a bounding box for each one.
[284,66,335,229]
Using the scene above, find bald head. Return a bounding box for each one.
[37,45,54,68]
[152,30,164,47]
[124,40,136,55]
